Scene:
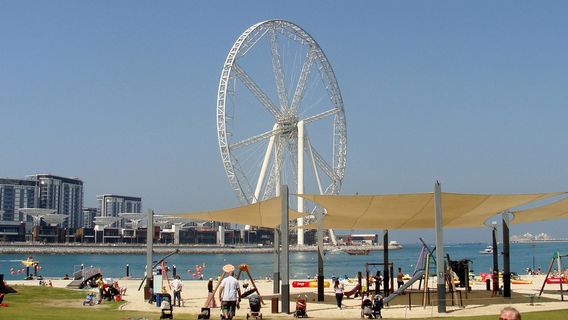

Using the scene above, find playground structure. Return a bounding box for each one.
[357,239,473,308]
[539,251,568,301]
[204,264,265,308]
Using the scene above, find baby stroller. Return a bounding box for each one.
[293,295,308,318]
[160,293,173,319]
[361,294,383,319]
[83,293,95,306]
[246,294,262,319]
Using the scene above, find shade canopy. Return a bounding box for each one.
[171,196,302,228]
[512,196,568,224]
[300,192,564,230]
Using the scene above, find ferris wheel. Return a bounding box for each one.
[216,20,347,245]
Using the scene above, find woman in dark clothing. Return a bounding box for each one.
[333,279,344,309]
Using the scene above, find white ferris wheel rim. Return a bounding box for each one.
[216,19,347,205]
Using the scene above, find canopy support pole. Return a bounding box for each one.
[434,181,446,313]
[317,209,324,301]
[280,185,290,313]
[146,209,154,291]
[502,212,511,298]
[273,228,280,294]
[383,229,389,296]
[492,221,499,294]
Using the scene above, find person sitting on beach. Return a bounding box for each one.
[63,274,69,280]
[499,306,521,320]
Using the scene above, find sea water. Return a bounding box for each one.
[2,242,568,281]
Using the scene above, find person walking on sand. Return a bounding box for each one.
[499,306,521,320]
[171,275,183,307]
[219,270,241,320]
[333,279,344,310]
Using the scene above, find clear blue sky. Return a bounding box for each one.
[2,1,567,243]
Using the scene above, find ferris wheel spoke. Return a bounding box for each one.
[263,137,284,200]
[290,49,317,115]
[302,107,341,124]
[269,29,289,111]
[230,124,289,150]
[310,145,341,182]
[232,63,282,119]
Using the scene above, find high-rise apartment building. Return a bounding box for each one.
[82,207,97,229]
[97,194,142,227]
[0,178,38,222]
[28,174,84,229]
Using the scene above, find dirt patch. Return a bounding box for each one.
[31,299,113,309]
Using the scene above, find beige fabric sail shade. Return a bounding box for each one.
[171,196,302,228]
[300,192,563,230]
[512,196,568,224]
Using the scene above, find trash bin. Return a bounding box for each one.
[486,279,491,291]
[271,297,279,313]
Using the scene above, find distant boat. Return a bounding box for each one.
[344,249,370,255]
[326,247,344,255]
[479,245,493,254]
[377,241,404,250]
[388,241,404,250]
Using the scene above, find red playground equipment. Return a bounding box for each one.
[539,251,568,301]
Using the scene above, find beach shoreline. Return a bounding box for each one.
[0,243,398,255]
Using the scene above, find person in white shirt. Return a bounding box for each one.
[170,275,183,307]
[218,271,241,319]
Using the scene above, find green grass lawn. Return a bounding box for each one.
[1,285,567,320]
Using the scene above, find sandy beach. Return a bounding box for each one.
[7,274,568,318]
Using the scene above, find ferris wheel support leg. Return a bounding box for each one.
[297,120,305,246]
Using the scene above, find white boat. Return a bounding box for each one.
[480,245,493,254]
[388,240,404,250]
[326,247,344,255]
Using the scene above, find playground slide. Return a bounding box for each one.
[383,270,425,304]
[344,283,362,298]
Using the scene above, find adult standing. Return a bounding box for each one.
[219,268,241,320]
[374,271,382,294]
[207,278,218,308]
[333,279,344,310]
[96,275,104,304]
[397,268,405,294]
[171,275,183,307]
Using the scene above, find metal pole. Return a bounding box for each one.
[502,212,511,298]
[280,185,290,314]
[383,229,389,296]
[146,209,153,290]
[273,228,280,294]
[434,181,446,313]
[317,210,324,301]
[492,222,499,294]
